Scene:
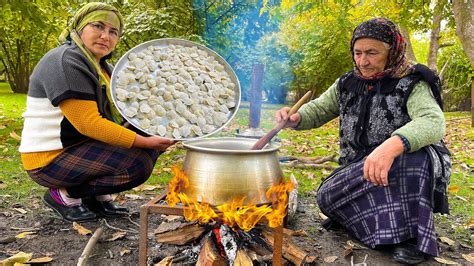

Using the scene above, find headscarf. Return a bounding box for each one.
[58,2,124,124]
[350,18,413,80]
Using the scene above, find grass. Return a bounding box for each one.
[0,81,472,245]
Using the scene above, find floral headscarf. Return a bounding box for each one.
[58,2,124,124]
[350,18,414,80]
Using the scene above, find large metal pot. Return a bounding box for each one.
[182,137,283,206]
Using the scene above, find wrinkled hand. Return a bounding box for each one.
[275,107,301,128]
[363,136,405,186]
[133,135,176,151]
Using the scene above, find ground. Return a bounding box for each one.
[0,190,472,265]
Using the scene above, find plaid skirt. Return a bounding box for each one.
[317,149,438,256]
[26,140,160,198]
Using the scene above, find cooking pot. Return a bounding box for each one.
[182,137,283,205]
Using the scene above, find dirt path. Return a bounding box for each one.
[0,191,472,265]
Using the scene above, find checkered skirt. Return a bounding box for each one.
[317,149,439,256]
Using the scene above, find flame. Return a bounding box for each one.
[166,166,294,230]
[265,181,295,228]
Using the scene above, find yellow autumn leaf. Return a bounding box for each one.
[439,236,455,246]
[73,222,92,235]
[9,131,21,141]
[105,231,127,241]
[15,231,35,239]
[434,257,458,265]
[28,256,54,263]
[464,219,474,229]
[324,256,338,263]
[448,185,460,193]
[0,251,33,265]
[120,248,131,256]
[462,253,474,263]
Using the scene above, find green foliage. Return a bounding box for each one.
[438,42,473,111]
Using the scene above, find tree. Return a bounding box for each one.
[427,0,448,71]
[452,0,474,126]
[0,0,70,93]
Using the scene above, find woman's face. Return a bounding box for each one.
[353,38,389,78]
[80,21,119,60]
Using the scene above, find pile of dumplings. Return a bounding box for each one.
[114,43,238,139]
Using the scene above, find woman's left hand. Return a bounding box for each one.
[363,136,405,186]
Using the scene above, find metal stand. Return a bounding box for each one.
[138,192,284,265]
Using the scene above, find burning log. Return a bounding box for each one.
[234,248,253,265]
[197,236,226,266]
[219,224,238,262]
[262,229,317,265]
[155,223,206,245]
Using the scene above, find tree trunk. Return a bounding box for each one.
[427,0,447,72]
[399,25,417,62]
[452,0,474,126]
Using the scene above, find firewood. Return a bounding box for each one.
[155,223,206,245]
[196,237,226,266]
[280,154,337,164]
[234,248,253,265]
[262,229,316,266]
[77,227,104,266]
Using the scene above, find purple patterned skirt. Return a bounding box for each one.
[317,149,438,256]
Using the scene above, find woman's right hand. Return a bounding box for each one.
[133,134,176,151]
[275,107,301,129]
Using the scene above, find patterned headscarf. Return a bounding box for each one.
[58,2,124,124]
[350,18,413,80]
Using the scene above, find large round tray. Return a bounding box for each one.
[110,38,241,140]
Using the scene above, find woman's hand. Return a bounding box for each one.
[275,107,301,128]
[363,136,405,186]
[133,134,176,151]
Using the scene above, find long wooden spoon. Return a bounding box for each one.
[251,91,313,150]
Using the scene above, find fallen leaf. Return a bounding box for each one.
[448,185,460,193]
[324,256,338,263]
[433,257,458,265]
[347,240,368,250]
[0,251,33,265]
[162,167,171,173]
[132,184,161,191]
[464,219,474,229]
[462,253,474,263]
[0,183,7,189]
[439,236,456,246]
[319,212,328,221]
[124,194,143,200]
[342,245,353,257]
[9,131,21,141]
[155,256,173,265]
[28,256,54,263]
[73,222,92,235]
[0,124,6,129]
[105,231,127,242]
[163,215,182,222]
[15,232,35,239]
[120,248,131,256]
[12,208,27,214]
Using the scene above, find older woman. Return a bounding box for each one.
[19,2,174,222]
[277,18,450,264]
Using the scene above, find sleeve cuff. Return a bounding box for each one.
[395,134,411,152]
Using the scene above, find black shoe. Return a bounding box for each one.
[392,242,426,265]
[43,191,97,222]
[83,198,129,217]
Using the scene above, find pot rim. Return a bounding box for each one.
[183,137,280,154]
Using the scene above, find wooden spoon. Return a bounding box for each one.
[251,91,313,150]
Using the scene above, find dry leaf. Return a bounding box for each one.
[155,256,173,265]
[433,257,458,265]
[73,222,92,235]
[120,248,131,256]
[319,212,328,221]
[347,240,368,250]
[448,185,460,193]
[124,194,143,200]
[15,231,35,239]
[9,131,21,141]
[0,251,33,265]
[464,219,474,229]
[439,236,456,246]
[12,208,27,214]
[324,256,338,263]
[342,245,353,257]
[28,256,54,263]
[0,124,6,130]
[132,184,161,191]
[462,253,474,263]
[106,231,127,242]
[0,183,7,189]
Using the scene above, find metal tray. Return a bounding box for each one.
[110,38,241,140]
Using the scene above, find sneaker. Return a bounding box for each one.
[43,191,97,222]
